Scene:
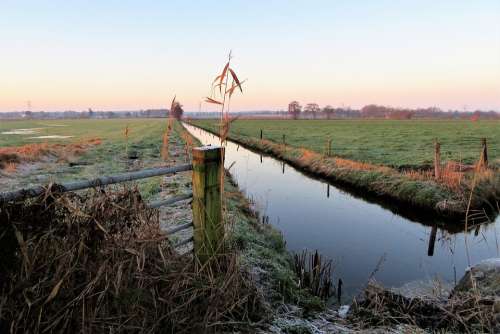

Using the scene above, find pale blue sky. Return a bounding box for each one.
[1,0,499,111]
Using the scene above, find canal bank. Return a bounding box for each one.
[182,122,500,300]
[188,121,500,222]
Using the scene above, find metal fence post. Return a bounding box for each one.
[192,146,224,263]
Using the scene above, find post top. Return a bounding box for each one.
[192,145,224,162]
[193,145,222,151]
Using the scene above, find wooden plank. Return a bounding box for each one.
[165,222,193,235]
[0,163,192,203]
[148,192,192,208]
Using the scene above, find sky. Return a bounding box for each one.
[1,0,499,112]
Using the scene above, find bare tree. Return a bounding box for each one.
[304,103,321,119]
[323,105,334,120]
[171,102,184,120]
[288,101,302,120]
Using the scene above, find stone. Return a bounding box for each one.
[454,258,500,297]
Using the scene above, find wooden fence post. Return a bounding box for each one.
[260,129,263,140]
[282,134,286,150]
[192,146,224,263]
[480,138,488,168]
[434,141,441,180]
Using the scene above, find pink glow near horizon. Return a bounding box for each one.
[1,1,499,112]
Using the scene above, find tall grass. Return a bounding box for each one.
[161,97,177,161]
[203,52,245,248]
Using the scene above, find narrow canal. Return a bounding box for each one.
[184,123,499,298]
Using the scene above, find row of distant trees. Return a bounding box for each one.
[1,104,185,120]
[287,101,500,120]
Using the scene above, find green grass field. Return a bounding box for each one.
[192,119,500,169]
[0,118,166,147]
[0,119,175,197]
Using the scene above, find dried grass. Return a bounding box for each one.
[403,162,465,191]
[350,282,498,332]
[0,187,266,333]
[0,138,101,170]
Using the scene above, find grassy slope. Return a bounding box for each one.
[190,119,500,220]
[193,119,500,169]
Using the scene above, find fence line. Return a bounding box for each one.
[164,222,194,235]
[1,146,225,257]
[174,236,194,248]
[149,192,193,208]
[0,163,192,203]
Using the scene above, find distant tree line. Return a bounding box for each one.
[0,109,170,120]
[287,102,500,120]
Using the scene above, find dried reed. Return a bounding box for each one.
[0,139,101,170]
[293,250,334,300]
[0,186,266,333]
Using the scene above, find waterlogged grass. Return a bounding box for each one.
[192,119,500,169]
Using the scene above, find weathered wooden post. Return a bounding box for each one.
[260,129,263,140]
[427,225,437,257]
[282,134,286,151]
[434,140,441,180]
[192,146,224,263]
[480,138,488,168]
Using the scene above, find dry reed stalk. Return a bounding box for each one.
[181,131,193,162]
[4,162,17,173]
[293,250,334,300]
[204,52,245,238]
[351,282,497,332]
[403,162,466,191]
[124,124,130,156]
[161,97,178,161]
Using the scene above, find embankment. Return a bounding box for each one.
[186,121,500,222]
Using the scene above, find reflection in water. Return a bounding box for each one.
[184,124,500,298]
[427,226,438,257]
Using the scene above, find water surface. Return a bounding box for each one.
[184,124,500,298]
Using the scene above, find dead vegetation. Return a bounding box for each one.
[0,138,101,171]
[293,250,334,301]
[350,282,499,333]
[0,186,266,333]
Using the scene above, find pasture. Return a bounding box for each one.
[0,118,173,197]
[192,119,500,169]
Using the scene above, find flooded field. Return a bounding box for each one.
[184,123,500,299]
